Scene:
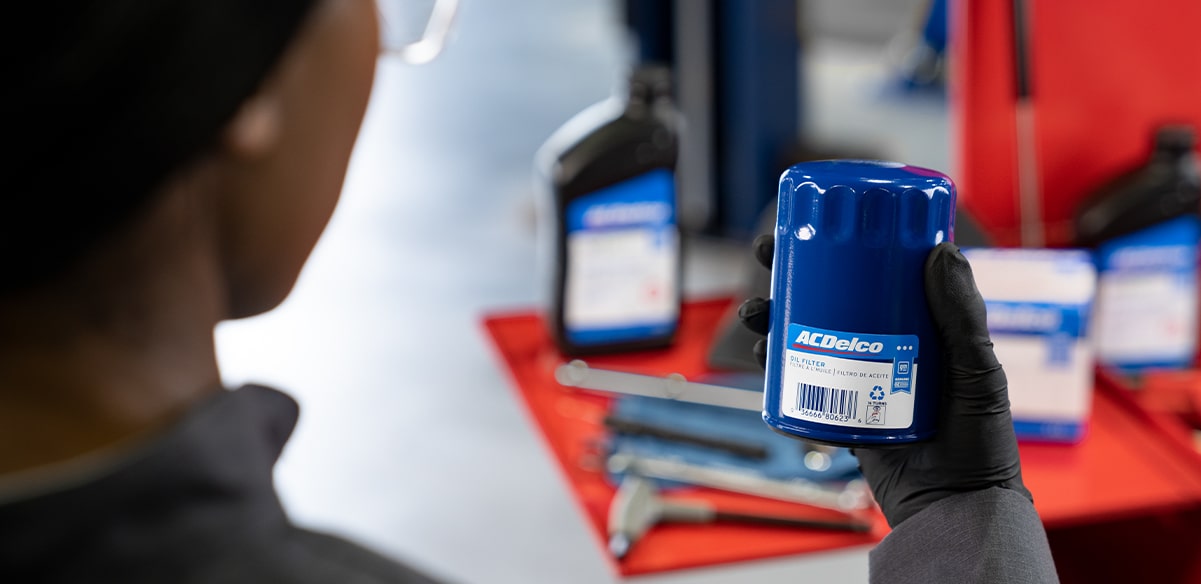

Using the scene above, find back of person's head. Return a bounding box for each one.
[0,0,377,476]
[7,0,319,297]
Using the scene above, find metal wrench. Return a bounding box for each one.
[554,360,763,411]
[607,474,871,559]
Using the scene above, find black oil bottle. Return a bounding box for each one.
[1075,126,1201,247]
[536,65,681,356]
[1074,125,1201,371]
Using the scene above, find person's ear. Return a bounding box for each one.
[222,92,282,159]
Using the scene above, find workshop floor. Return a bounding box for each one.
[215,1,946,582]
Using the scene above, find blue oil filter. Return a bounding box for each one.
[762,160,956,446]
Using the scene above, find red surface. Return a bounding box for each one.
[1048,371,1201,584]
[1049,509,1201,584]
[482,298,1201,577]
[1136,369,1201,430]
[1021,368,1201,530]
[953,0,1201,247]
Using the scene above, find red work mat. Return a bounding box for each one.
[482,298,1201,577]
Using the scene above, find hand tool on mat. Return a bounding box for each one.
[607,453,872,511]
[607,474,872,559]
[555,360,761,411]
[603,413,770,460]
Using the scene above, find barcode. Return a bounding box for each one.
[797,383,858,420]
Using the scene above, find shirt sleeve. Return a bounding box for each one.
[869,487,1059,584]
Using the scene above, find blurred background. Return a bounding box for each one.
[214,0,1201,582]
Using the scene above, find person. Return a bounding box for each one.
[739,235,1060,584]
[1,0,440,581]
[2,1,1056,583]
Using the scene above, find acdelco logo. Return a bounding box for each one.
[582,202,672,228]
[794,330,884,354]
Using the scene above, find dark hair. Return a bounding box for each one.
[5,0,317,294]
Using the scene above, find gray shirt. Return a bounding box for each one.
[870,487,1059,583]
[0,385,443,583]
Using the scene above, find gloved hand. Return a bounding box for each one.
[738,235,1031,527]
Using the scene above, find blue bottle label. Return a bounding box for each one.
[1093,215,1199,369]
[563,169,678,345]
[779,324,919,429]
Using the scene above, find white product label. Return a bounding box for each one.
[779,324,919,429]
[993,333,1092,422]
[564,227,678,330]
[1094,270,1196,363]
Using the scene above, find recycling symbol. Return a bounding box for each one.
[869,386,885,401]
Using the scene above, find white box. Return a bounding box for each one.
[962,248,1098,443]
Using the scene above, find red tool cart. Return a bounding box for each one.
[954,1,1201,581]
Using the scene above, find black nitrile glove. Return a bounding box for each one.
[738,236,1031,528]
